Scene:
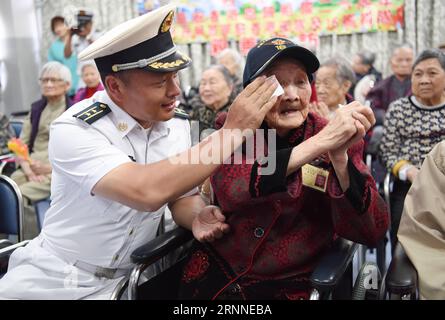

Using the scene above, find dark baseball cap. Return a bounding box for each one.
[243,37,320,88]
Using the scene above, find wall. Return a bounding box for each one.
[0,0,41,115]
[36,0,445,91]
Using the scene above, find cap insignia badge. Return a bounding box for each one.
[160,11,174,33]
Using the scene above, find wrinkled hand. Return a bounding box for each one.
[309,101,331,119]
[192,205,230,243]
[407,166,419,183]
[30,160,52,176]
[315,101,375,158]
[223,76,279,133]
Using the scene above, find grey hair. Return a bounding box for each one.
[412,48,445,71]
[216,48,244,76]
[80,60,98,73]
[321,56,356,85]
[202,64,234,87]
[40,61,72,84]
[392,43,413,55]
[357,50,376,66]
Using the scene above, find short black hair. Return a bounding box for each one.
[50,16,65,34]
[357,51,376,66]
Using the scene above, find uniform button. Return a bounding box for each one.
[230,284,241,294]
[113,255,119,262]
[254,227,265,238]
[129,228,134,235]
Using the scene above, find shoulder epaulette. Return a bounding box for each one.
[174,107,190,120]
[73,102,111,124]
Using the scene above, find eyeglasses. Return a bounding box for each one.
[39,77,65,84]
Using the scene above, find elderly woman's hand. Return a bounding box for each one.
[192,205,230,243]
[30,160,52,176]
[315,101,375,157]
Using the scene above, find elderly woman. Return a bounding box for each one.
[311,57,356,119]
[11,61,72,238]
[188,65,234,136]
[216,48,244,96]
[397,140,445,300]
[380,49,445,249]
[72,61,104,103]
[180,38,389,300]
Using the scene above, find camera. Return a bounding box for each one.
[71,10,93,35]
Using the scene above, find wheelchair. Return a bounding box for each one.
[379,242,418,300]
[358,122,389,276]
[0,175,30,278]
[108,222,384,300]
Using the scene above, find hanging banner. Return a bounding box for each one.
[138,0,404,55]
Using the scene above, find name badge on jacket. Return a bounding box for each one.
[302,164,329,193]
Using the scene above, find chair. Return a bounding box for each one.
[0,153,15,175]
[9,119,24,138]
[0,175,25,242]
[0,175,28,278]
[0,240,31,277]
[379,242,418,300]
[360,124,389,275]
[34,197,51,230]
[120,227,370,300]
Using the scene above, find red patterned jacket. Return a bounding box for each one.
[179,112,389,300]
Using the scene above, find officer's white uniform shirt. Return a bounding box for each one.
[0,90,196,299]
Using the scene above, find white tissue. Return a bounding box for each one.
[267,75,284,97]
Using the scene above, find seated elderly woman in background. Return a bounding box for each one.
[310,57,355,120]
[216,48,244,97]
[379,49,445,250]
[188,65,234,136]
[72,61,104,104]
[180,38,389,300]
[11,61,72,239]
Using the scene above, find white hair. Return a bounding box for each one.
[216,48,244,76]
[40,61,72,85]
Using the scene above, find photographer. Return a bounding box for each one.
[64,10,101,88]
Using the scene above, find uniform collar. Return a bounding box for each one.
[96,91,171,139]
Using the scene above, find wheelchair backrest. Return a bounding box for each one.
[0,175,24,241]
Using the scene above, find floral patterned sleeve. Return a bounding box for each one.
[379,100,404,171]
[330,141,389,246]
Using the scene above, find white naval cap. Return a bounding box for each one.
[78,4,191,74]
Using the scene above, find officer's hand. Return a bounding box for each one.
[192,205,230,243]
[223,76,279,133]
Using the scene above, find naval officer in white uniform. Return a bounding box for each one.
[0,4,279,299]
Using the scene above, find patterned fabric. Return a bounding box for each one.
[379,96,445,172]
[188,94,233,135]
[0,113,14,156]
[179,112,389,300]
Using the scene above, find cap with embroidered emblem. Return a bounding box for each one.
[78,4,191,74]
[243,37,319,88]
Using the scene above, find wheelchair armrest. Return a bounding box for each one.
[0,240,30,272]
[0,153,14,161]
[385,242,418,295]
[310,238,358,292]
[130,227,193,265]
